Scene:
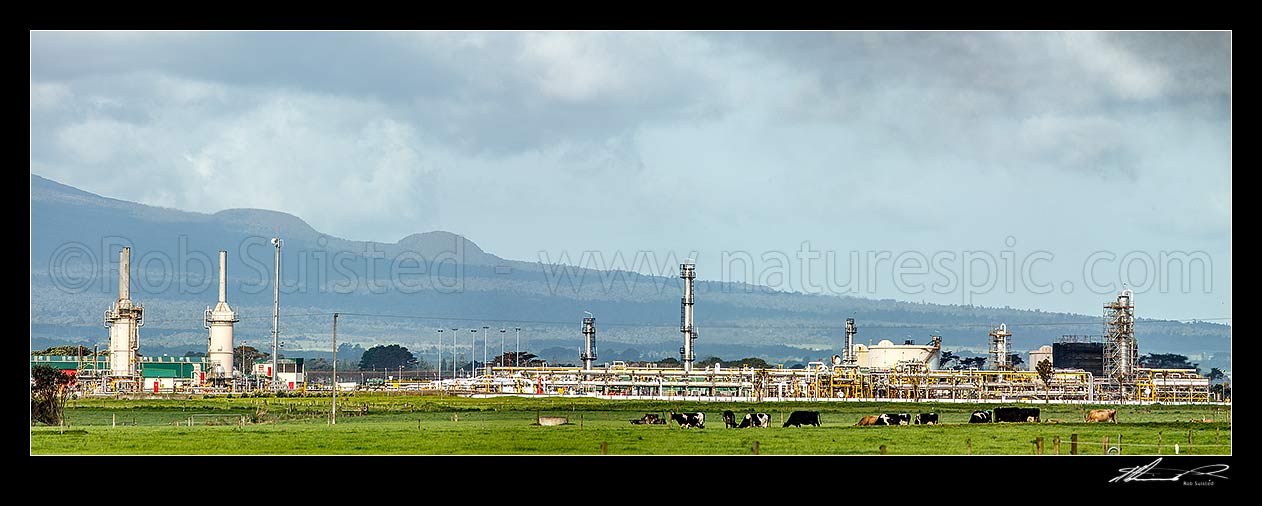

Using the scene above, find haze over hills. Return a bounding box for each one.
[30,174,1231,367]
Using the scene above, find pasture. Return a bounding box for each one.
[30,395,1231,455]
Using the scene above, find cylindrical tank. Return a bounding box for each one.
[1028,345,1053,371]
[867,340,941,369]
[109,316,136,376]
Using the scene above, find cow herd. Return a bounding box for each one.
[631,407,1121,429]
[634,410,818,429]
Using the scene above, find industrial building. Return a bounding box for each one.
[31,246,301,394]
[32,249,1212,403]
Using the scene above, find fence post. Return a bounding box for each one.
[600,441,607,455]
[1158,432,1162,455]
[1102,435,1109,455]
[1216,427,1220,444]
[1053,436,1060,455]
[752,441,760,455]
[1118,434,1123,455]
[1071,433,1078,455]
[879,444,887,455]
[967,438,972,455]
[112,413,116,427]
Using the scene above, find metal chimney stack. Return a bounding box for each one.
[844,318,857,365]
[104,247,144,381]
[118,246,130,302]
[205,250,239,380]
[580,314,597,371]
[680,262,697,373]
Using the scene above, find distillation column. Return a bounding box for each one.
[844,318,857,365]
[580,314,597,371]
[205,251,239,380]
[680,262,697,373]
[104,247,144,380]
[989,323,1012,370]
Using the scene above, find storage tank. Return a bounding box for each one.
[1028,345,1053,371]
[866,339,941,370]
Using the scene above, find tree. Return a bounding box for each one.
[696,356,723,367]
[31,365,71,426]
[1008,354,1024,368]
[960,357,987,369]
[1139,353,1199,373]
[493,352,539,367]
[237,345,269,371]
[358,345,417,371]
[733,357,770,369]
[1036,358,1053,401]
[655,357,680,367]
[939,351,959,369]
[1207,368,1226,383]
[304,358,331,370]
[32,345,99,356]
[184,351,206,358]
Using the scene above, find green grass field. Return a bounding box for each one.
[30,395,1232,455]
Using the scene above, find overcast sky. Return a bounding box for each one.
[29,31,1231,321]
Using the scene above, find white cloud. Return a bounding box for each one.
[28,32,1231,318]
[1063,31,1171,100]
[29,82,70,110]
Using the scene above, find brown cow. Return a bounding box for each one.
[1085,409,1117,423]
[856,415,880,426]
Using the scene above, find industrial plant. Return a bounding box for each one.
[31,248,1211,403]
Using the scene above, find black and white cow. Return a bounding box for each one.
[913,412,938,425]
[969,410,992,423]
[783,410,821,427]
[875,413,911,426]
[738,412,771,428]
[993,407,1040,423]
[669,411,705,428]
[722,410,738,428]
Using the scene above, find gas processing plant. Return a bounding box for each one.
[31,250,1212,403]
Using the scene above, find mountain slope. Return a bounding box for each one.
[29,173,1231,365]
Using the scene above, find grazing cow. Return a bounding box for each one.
[914,413,938,425]
[669,411,705,428]
[723,410,738,428]
[969,410,992,423]
[1085,409,1117,423]
[856,415,880,426]
[783,410,821,427]
[738,412,772,428]
[993,407,1040,423]
[875,413,911,426]
[630,413,664,425]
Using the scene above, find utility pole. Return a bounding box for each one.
[482,325,489,375]
[332,312,338,425]
[499,328,506,368]
[451,329,459,378]
[515,327,521,367]
[437,329,444,381]
[270,237,282,391]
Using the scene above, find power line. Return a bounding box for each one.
[329,310,1230,332]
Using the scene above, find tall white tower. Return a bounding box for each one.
[988,323,1012,371]
[680,262,697,373]
[205,250,239,379]
[104,247,143,379]
[580,313,597,371]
